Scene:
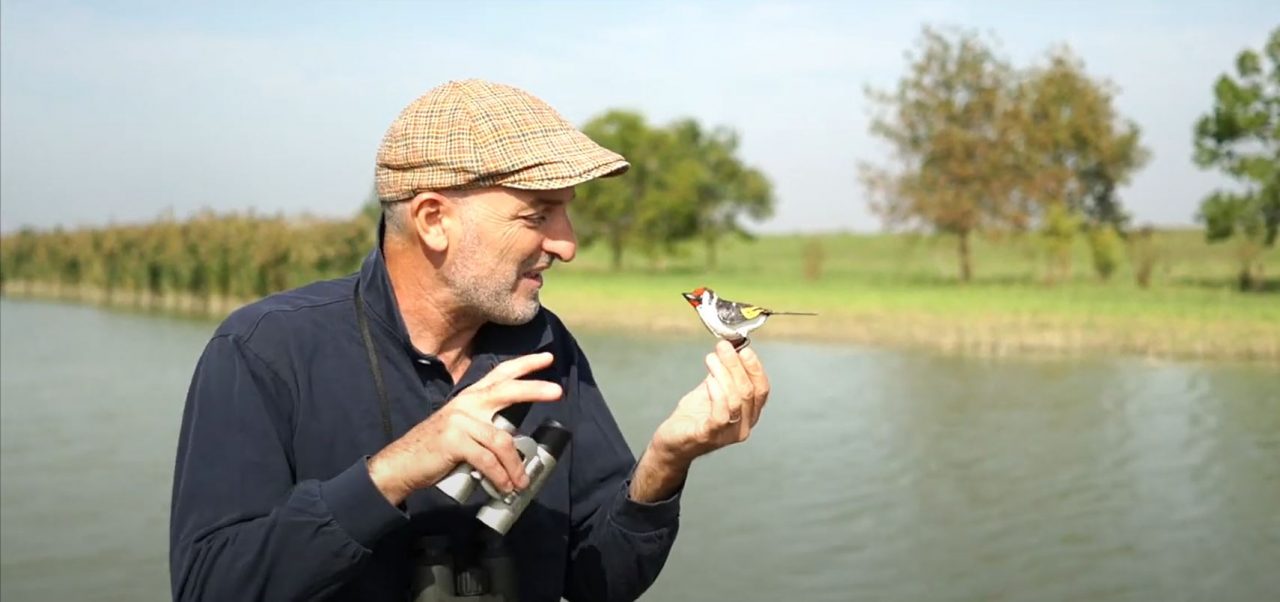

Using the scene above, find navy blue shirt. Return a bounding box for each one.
[169,240,680,601]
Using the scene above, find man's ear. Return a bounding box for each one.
[407,192,453,252]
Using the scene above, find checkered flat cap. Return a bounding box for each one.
[376,79,629,201]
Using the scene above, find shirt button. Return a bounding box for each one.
[417,358,431,365]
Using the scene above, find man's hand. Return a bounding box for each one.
[631,340,771,502]
[366,352,562,506]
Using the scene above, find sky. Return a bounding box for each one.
[0,0,1274,234]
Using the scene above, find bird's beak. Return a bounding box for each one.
[681,292,700,307]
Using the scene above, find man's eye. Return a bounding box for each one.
[522,214,548,225]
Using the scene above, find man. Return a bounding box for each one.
[169,79,770,602]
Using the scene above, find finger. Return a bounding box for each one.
[738,346,771,426]
[705,352,741,424]
[472,352,555,389]
[481,381,560,414]
[472,379,563,416]
[716,339,754,402]
[459,418,528,493]
[477,423,531,490]
[457,435,515,495]
[714,341,753,424]
[705,371,732,427]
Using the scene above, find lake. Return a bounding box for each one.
[1,298,1277,601]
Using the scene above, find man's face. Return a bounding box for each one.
[442,186,578,325]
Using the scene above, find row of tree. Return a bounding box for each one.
[0,210,371,306]
[863,25,1278,289]
[861,27,1149,283]
[0,112,776,301]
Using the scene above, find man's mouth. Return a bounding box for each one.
[521,266,549,286]
[521,257,553,287]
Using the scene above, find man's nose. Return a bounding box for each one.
[543,211,577,263]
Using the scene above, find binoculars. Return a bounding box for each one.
[409,534,517,602]
[435,414,571,535]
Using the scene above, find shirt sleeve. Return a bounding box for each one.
[168,334,408,602]
[561,338,682,602]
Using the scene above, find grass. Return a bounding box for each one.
[540,229,1280,361]
[4,229,1276,361]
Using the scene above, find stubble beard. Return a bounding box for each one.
[445,225,544,326]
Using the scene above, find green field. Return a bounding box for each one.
[3,228,1276,361]
[541,229,1279,361]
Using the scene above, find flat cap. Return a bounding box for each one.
[375,79,629,201]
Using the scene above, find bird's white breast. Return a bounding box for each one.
[695,304,738,338]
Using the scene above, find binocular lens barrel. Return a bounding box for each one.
[477,421,571,534]
[433,418,572,534]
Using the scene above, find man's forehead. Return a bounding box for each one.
[523,187,575,205]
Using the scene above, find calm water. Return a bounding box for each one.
[1,298,1277,601]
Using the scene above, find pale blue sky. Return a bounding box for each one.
[0,0,1274,234]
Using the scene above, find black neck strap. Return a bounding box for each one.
[354,280,395,443]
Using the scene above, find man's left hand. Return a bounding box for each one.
[630,340,771,502]
[652,339,770,460]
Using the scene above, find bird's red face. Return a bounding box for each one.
[681,287,708,307]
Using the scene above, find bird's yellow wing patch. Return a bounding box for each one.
[741,305,766,320]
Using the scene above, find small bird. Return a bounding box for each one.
[681,287,816,350]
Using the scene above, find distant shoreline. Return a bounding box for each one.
[543,294,1280,364]
[1,281,248,322]
[5,280,1277,363]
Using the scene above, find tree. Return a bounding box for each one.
[1039,202,1081,285]
[1017,47,1149,230]
[861,26,1025,282]
[1193,27,1280,290]
[576,111,769,271]
[667,120,775,270]
[1016,47,1149,281]
[865,28,1152,283]
[359,183,382,229]
[0,228,42,293]
[576,110,664,270]
[92,226,126,302]
[1127,225,1161,289]
[1088,224,1123,282]
[628,125,701,268]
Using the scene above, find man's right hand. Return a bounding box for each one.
[366,352,562,507]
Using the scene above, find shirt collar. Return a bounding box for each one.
[356,219,556,363]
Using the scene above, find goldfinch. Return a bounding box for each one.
[681,287,816,349]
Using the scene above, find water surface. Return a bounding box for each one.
[1,298,1277,601]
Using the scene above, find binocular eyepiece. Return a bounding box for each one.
[435,415,571,534]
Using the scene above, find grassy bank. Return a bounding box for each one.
[543,229,1279,361]
[4,230,1277,361]
[542,270,1279,360]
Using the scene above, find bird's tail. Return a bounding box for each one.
[765,311,818,316]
